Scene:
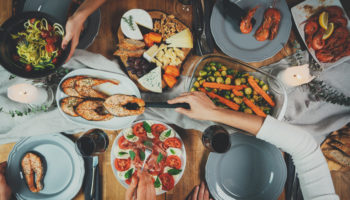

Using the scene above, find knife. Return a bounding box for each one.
[125,102,190,110]
[192,0,204,55]
[222,0,256,26]
[203,0,215,53]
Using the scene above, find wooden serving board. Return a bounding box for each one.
[117,10,192,92]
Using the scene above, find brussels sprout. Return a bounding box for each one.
[259,80,265,86]
[221,70,227,76]
[241,104,247,109]
[211,66,217,71]
[262,84,269,91]
[217,63,222,68]
[225,77,231,85]
[242,73,250,77]
[213,89,218,93]
[204,66,211,71]
[244,87,252,95]
[234,78,242,86]
[241,78,247,84]
[220,66,227,71]
[253,95,260,101]
[230,93,235,98]
[193,81,200,88]
[205,87,212,92]
[216,77,224,84]
[197,77,203,81]
[207,71,213,76]
[190,87,197,92]
[233,97,243,104]
[207,76,215,82]
[244,108,253,114]
[209,62,216,66]
[255,78,259,83]
[214,71,221,77]
[199,70,207,76]
[227,69,235,75]
[225,95,230,99]
[199,79,205,85]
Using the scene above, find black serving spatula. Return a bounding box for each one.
[222,0,256,26]
[124,102,190,110]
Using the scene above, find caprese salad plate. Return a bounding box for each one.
[110,120,186,194]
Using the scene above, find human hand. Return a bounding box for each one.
[61,14,85,63]
[187,181,212,200]
[125,171,156,200]
[168,92,219,121]
[0,162,12,200]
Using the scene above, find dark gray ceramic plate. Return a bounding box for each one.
[205,133,286,200]
[6,134,84,200]
[210,0,292,62]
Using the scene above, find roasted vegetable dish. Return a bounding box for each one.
[11,18,64,71]
[190,62,275,117]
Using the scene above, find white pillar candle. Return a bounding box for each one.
[7,83,48,105]
[280,64,315,87]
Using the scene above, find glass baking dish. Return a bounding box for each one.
[185,54,287,120]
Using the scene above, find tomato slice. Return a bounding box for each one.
[164,137,182,149]
[45,44,55,53]
[133,122,147,138]
[151,124,167,138]
[166,155,182,169]
[118,136,133,149]
[114,158,131,172]
[25,64,32,72]
[159,173,175,191]
[29,18,36,24]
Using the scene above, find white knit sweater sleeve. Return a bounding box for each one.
[256,116,339,200]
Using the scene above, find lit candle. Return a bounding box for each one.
[280,64,314,87]
[7,83,48,105]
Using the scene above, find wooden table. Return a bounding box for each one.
[1,0,350,200]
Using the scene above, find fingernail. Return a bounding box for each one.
[62,45,66,49]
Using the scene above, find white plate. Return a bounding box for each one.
[110,120,187,195]
[291,0,350,69]
[56,68,141,130]
[6,134,84,200]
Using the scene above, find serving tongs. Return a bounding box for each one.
[124,102,190,110]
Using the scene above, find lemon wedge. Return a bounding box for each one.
[323,22,334,40]
[319,11,329,30]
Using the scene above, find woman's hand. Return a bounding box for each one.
[187,181,212,200]
[168,92,219,121]
[61,14,86,63]
[0,162,12,200]
[125,171,156,200]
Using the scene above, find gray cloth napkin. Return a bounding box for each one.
[0,50,349,145]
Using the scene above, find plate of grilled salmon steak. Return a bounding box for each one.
[291,0,350,69]
[114,9,193,93]
[210,0,291,62]
[56,68,142,130]
[110,120,186,194]
[6,133,84,200]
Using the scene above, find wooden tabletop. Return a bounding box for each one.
[0,0,350,200]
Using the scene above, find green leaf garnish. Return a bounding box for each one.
[118,152,128,156]
[129,151,135,160]
[139,150,145,161]
[143,121,152,133]
[126,134,135,139]
[122,15,135,31]
[170,149,176,155]
[168,168,182,175]
[164,130,171,137]
[154,177,161,188]
[124,168,134,179]
[156,153,163,163]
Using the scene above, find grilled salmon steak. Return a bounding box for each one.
[103,94,145,117]
[21,152,45,193]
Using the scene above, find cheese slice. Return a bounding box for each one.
[143,45,159,62]
[138,66,162,93]
[120,9,153,40]
[166,28,193,48]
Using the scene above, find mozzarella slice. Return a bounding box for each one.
[118,166,135,181]
[123,128,139,142]
[159,129,175,142]
[163,166,181,182]
[120,9,153,40]
[166,148,182,157]
[114,147,131,159]
[147,132,155,139]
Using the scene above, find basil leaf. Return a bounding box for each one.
[164,130,171,137]
[154,177,161,188]
[126,134,135,139]
[124,168,134,179]
[139,150,145,161]
[156,153,163,163]
[143,121,152,133]
[129,151,136,160]
[118,152,128,156]
[170,149,176,155]
[143,140,153,148]
[168,168,182,175]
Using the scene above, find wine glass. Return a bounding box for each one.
[202,125,231,153]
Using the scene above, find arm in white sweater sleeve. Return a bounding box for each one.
[257,116,339,200]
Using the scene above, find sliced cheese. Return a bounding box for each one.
[159,129,175,142]
[166,28,193,48]
[143,45,159,62]
[138,66,162,93]
[166,148,182,157]
[120,9,153,40]
[123,127,139,142]
[163,166,181,182]
[114,147,131,159]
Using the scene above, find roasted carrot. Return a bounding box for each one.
[199,88,239,111]
[247,77,275,107]
[232,89,243,96]
[148,32,162,43]
[202,82,247,90]
[163,74,177,88]
[243,97,267,117]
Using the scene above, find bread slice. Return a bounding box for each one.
[113,48,145,57]
[118,39,145,50]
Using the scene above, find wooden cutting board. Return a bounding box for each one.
[117,10,192,92]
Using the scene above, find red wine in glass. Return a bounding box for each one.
[202,125,231,153]
[76,129,109,156]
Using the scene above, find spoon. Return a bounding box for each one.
[140,148,152,172]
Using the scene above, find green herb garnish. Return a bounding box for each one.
[122,15,135,31]
[168,168,182,175]
[156,153,163,163]
[170,149,176,155]
[125,168,134,179]
[143,121,152,133]
[164,130,171,137]
[129,151,136,160]
[118,152,128,156]
[154,177,161,188]
[139,150,145,161]
[126,134,135,139]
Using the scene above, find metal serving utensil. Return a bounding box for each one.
[140,148,152,172]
